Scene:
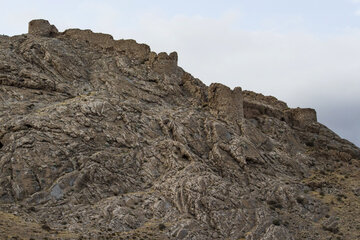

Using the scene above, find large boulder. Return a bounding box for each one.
[28,19,58,37]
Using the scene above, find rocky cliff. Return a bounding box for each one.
[0,19,359,240]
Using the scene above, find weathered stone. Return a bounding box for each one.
[286,107,317,128]
[180,72,207,104]
[208,83,243,121]
[50,184,63,200]
[148,51,178,74]
[28,19,58,37]
[62,28,150,63]
[0,19,359,240]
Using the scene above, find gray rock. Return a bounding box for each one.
[0,19,359,240]
[50,184,63,200]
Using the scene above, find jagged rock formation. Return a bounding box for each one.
[0,20,359,240]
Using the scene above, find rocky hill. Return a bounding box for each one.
[0,19,359,240]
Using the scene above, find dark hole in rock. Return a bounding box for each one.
[182,154,189,160]
[305,141,314,147]
[0,141,3,149]
[281,117,285,121]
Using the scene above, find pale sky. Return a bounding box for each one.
[1,0,360,146]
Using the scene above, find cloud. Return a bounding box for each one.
[356,9,360,15]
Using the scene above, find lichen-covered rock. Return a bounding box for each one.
[0,20,359,240]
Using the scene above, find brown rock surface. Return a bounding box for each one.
[208,83,243,122]
[28,19,59,37]
[0,19,359,240]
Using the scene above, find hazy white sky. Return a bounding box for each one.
[1,0,360,146]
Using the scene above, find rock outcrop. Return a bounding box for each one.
[0,20,359,240]
[286,107,317,128]
[208,83,243,122]
[28,19,58,37]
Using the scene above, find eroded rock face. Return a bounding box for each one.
[28,19,58,37]
[148,51,179,74]
[63,29,151,63]
[208,83,243,122]
[0,20,359,240]
[286,107,317,128]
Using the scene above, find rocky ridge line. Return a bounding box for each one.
[0,19,359,240]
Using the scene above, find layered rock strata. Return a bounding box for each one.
[0,20,359,240]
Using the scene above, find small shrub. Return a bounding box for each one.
[322,225,339,234]
[267,200,283,210]
[27,206,36,212]
[159,223,166,231]
[41,224,51,232]
[296,197,304,204]
[272,219,281,226]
